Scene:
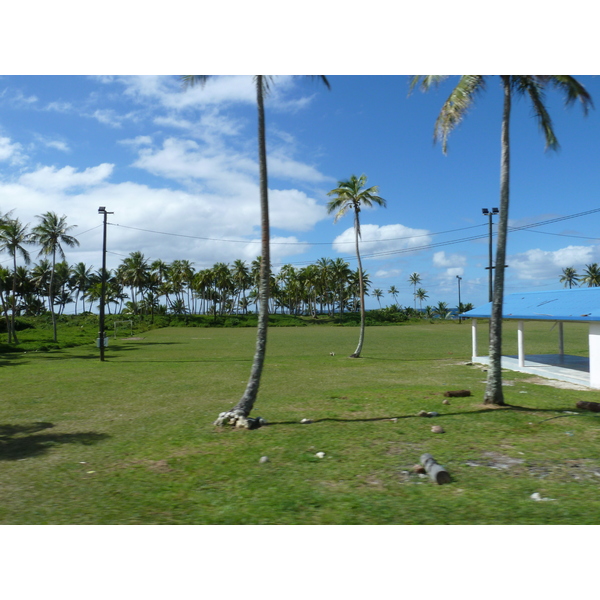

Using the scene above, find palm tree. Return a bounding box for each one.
[582,263,600,287]
[30,212,79,342]
[373,288,384,308]
[433,301,450,319]
[327,174,386,358]
[415,287,428,312]
[560,266,580,289]
[0,218,33,343]
[183,75,330,428]
[412,75,592,406]
[70,262,93,314]
[408,272,421,309]
[387,285,399,307]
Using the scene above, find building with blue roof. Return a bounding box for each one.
[462,288,600,388]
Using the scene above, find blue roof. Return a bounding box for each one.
[462,288,600,322]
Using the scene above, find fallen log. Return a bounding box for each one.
[420,453,451,484]
[444,390,471,398]
[576,401,600,413]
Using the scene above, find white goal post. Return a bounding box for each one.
[114,320,134,338]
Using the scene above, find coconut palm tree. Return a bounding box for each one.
[412,75,592,405]
[373,288,384,308]
[582,263,600,287]
[70,262,93,314]
[387,285,399,308]
[327,174,386,358]
[182,75,330,428]
[415,287,428,313]
[408,272,421,309]
[0,218,33,343]
[560,266,580,289]
[30,212,80,342]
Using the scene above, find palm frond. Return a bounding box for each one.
[514,76,559,151]
[547,75,594,115]
[180,76,210,89]
[434,76,486,153]
[409,75,447,94]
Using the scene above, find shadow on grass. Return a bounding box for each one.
[266,404,578,426]
[0,422,110,460]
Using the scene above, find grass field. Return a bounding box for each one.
[1,320,600,524]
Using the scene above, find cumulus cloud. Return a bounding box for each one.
[332,223,431,257]
[433,251,467,268]
[0,136,27,165]
[19,164,114,191]
[509,245,600,281]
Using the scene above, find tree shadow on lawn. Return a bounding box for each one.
[0,422,110,460]
[266,404,580,426]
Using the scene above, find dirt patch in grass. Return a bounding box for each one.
[521,376,590,391]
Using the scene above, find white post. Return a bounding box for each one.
[589,323,600,389]
[471,319,477,361]
[518,320,525,367]
[558,321,564,362]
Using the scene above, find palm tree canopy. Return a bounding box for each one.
[0,219,33,263]
[31,212,79,260]
[411,75,593,154]
[326,174,386,238]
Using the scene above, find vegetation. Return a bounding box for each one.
[1,321,599,525]
[412,75,593,406]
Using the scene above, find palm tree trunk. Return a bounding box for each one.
[50,250,57,342]
[11,257,18,344]
[219,75,270,424]
[484,76,510,406]
[351,210,365,358]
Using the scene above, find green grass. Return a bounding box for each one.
[1,320,599,524]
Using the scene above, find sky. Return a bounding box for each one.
[0,74,599,310]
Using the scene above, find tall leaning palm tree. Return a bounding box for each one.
[183,75,330,427]
[327,174,386,358]
[0,218,33,344]
[412,75,592,405]
[31,212,80,342]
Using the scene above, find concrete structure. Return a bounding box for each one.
[462,288,600,388]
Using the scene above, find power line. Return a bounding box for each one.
[109,221,486,245]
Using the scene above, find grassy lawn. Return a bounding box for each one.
[1,320,599,524]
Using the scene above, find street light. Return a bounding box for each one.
[456,275,462,323]
[482,208,499,302]
[98,207,114,362]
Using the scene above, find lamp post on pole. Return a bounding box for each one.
[482,208,499,302]
[456,275,462,324]
[98,207,113,362]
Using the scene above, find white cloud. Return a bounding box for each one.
[19,164,114,191]
[118,135,153,147]
[375,268,402,278]
[509,245,600,281]
[0,136,26,165]
[433,251,467,268]
[332,223,431,257]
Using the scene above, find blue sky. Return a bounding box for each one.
[1,74,599,310]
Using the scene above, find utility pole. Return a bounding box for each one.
[482,207,498,302]
[456,275,462,323]
[98,207,113,361]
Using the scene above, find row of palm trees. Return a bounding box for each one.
[0,247,448,323]
[560,265,600,288]
[0,210,79,343]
